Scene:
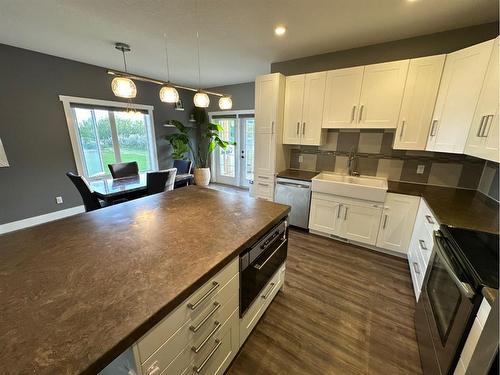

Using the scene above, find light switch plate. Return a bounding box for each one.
[298,155,304,163]
[56,196,63,204]
[416,165,425,174]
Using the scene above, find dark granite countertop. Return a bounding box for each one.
[388,181,499,234]
[277,169,319,182]
[0,186,290,375]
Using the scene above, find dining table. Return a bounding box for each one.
[89,173,194,202]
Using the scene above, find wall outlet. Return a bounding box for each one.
[298,155,304,163]
[55,196,63,204]
[416,165,425,174]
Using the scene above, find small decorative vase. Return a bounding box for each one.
[194,168,211,186]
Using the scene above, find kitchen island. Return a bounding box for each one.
[0,186,290,374]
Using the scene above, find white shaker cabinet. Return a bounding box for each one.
[393,55,446,150]
[427,39,494,154]
[339,203,383,246]
[357,60,409,129]
[322,66,364,128]
[309,195,342,235]
[282,72,326,145]
[255,73,283,134]
[376,193,420,254]
[464,37,499,162]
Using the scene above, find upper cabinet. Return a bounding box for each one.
[283,72,326,145]
[358,60,409,128]
[393,55,446,150]
[322,66,364,128]
[255,73,283,134]
[426,39,495,154]
[464,37,499,163]
[322,60,408,129]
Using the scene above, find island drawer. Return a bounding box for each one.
[159,307,239,375]
[140,275,238,374]
[137,258,238,362]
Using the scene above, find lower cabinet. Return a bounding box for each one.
[376,193,420,254]
[251,173,275,201]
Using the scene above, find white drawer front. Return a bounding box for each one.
[408,248,423,300]
[419,199,439,236]
[137,258,238,362]
[254,177,274,200]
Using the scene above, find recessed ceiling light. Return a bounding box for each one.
[274,25,286,36]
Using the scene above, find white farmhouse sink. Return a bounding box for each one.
[311,172,388,202]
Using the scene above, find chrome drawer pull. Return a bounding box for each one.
[337,204,342,219]
[253,240,287,270]
[382,214,388,229]
[296,122,300,135]
[258,175,270,179]
[477,115,487,137]
[418,240,428,251]
[191,321,221,354]
[193,339,222,373]
[188,281,219,310]
[413,262,420,275]
[344,206,348,220]
[351,105,356,123]
[400,120,405,139]
[189,302,221,333]
[302,122,306,135]
[258,182,269,187]
[262,282,276,300]
[425,215,434,224]
[430,120,438,136]
[358,104,364,123]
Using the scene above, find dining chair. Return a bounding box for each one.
[173,160,193,189]
[66,172,104,212]
[146,168,177,195]
[108,161,139,179]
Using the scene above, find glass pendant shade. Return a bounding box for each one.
[218,96,232,110]
[159,85,179,103]
[111,77,137,98]
[193,91,210,108]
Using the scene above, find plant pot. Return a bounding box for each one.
[194,168,211,186]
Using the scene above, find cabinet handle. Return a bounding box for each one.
[258,182,269,187]
[271,121,274,133]
[400,121,405,139]
[477,116,487,137]
[413,262,421,275]
[146,362,161,375]
[189,302,221,333]
[191,321,221,354]
[344,206,348,220]
[187,281,219,310]
[482,115,494,137]
[430,120,438,136]
[425,215,434,224]
[337,204,342,219]
[262,282,276,300]
[382,214,388,229]
[296,121,300,135]
[358,105,364,123]
[258,175,270,179]
[419,240,428,251]
[302,122,306,135]
[193,339,222,373]
[351,105,356,123]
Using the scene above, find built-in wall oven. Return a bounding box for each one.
[239,219,288,317]
[416,226,498,375]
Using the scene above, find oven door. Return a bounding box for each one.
[422,231,476,374]
[240,236,287,317]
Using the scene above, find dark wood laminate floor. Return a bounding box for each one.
[227,229,423,375]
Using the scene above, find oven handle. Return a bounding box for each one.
[253,239,287,270]
[434,231,475,299]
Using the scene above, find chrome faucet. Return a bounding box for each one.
[347,147,360,177]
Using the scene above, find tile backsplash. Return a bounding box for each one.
[289,129,485,189]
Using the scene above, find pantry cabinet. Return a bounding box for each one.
[282,72,326,145]
[376,193,420,254]
[393,55,446,150]
[426,39,495,154]
[464,37,499,162]
[255,73,283,134]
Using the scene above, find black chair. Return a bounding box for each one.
[108,161,139,179]
[146,169,177,195]
[173,160,193,189]
[66,172,103,212]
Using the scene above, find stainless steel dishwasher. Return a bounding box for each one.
[274,177,311,229]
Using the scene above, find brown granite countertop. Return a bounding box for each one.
[277,169,319,182]
[0,186,290,375]
[388,181,499,234]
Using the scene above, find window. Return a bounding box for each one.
[60,96,158,178]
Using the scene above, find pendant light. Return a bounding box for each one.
[111,43,137,98]
[218,95,232,110]
[159,33,179,103]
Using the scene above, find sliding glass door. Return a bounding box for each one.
[211,112,254,188]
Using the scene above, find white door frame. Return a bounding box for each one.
[209,110,255,186]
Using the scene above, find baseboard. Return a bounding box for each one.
[0,205,85,235]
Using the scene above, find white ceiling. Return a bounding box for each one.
[0,0,497,87]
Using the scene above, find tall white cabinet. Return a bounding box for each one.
[464,37,499,162]
[426,39,495,153]
[282,72,327,145]
[393,55,446,150]
[252,73,287,201]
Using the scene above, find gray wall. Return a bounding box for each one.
[0,43,197,224]
[272,22,499,75]
[206,82,255,112]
